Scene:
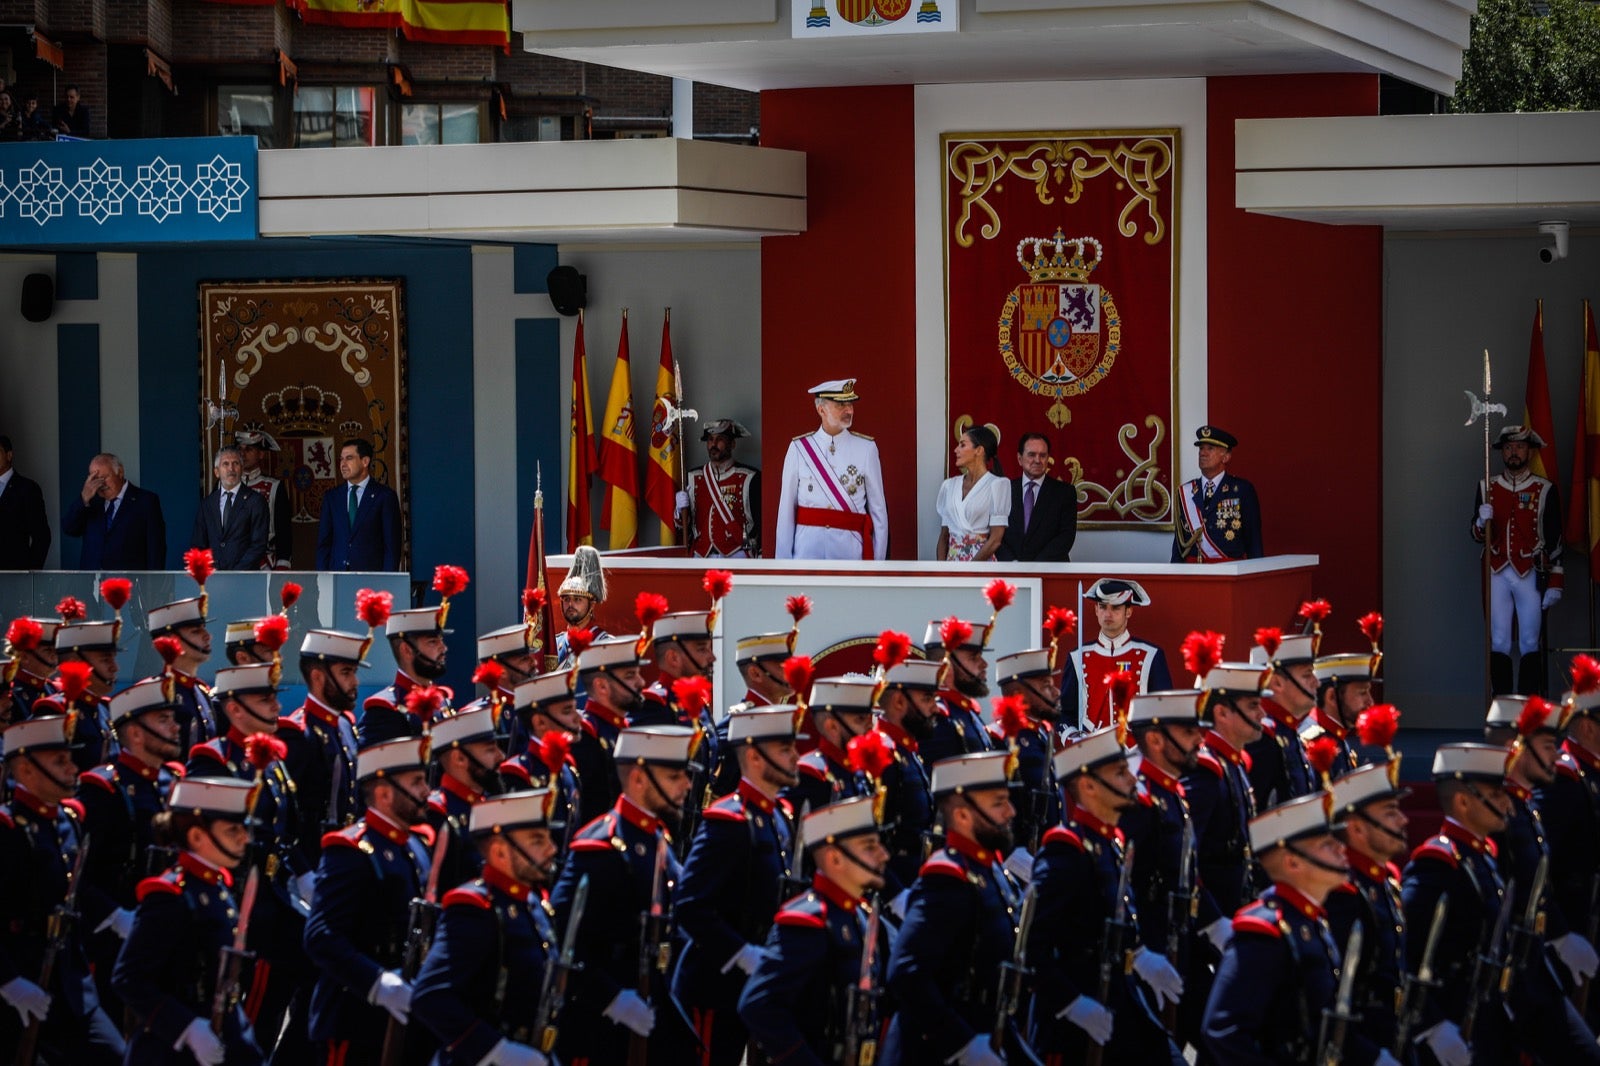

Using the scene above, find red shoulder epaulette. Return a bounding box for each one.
[580,718,599,739]
[164,761,187,778]
[569,837,614,853]
[1042,826,1084,851]
[363,691,397,711]
[1331,881,1359,895]
[798,761,828,782]
[1410,838,1459,869]
[1261,718,1280,736]
[1136,790,1155,808]
[775,905,826,929]
[137,874,182,902]
[79,769,115,793]
[500,761,533,785]
[1196,752,1224,778]
[1385,862,1403,882]
[1485,838,1498,859]
[1557,753,1583,781]
[427,795,448,817]
[703,796,744,823]
[1232,910,1282,938]
[778,797,795,819]
[321,824,365,850]
[414,823,436,847]
[189,740,224,763]
[276,716,304,734]
[1240,751,1254,773]
[443,886,492,909]
[62,798,85,819]
[920,856,968,880]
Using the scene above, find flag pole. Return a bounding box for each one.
[1589,302,1597,650]
[528,462,559,671]
[1482,349,1494,702]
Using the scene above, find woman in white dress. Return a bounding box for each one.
[935,423,1010,562]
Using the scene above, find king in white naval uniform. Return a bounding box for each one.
[775,378,890,561]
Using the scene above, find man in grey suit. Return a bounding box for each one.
[997,432,1077,562]
[190,445,269,570]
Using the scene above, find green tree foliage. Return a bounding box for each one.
[1452,0,1600,111]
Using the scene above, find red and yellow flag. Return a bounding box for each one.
[292,0,508,46]
[566,310,598,550]
[645,309,681,545]
[1566,300,1600,573]
[1524,300,1560,484]
[597,311,640,549]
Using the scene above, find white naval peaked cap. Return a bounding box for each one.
[225,618,269,646]
[1083,578,1151,607]
[651,610,716,642]
[147,596,206,633]
[1248,792,1338,855]
[1249,633,1317,667]
[808,677,878,714]
[300,628,371,666]
[614,724,703,768]
[1485,695,1530,729]
[727,705,801,744]
[931,750,1014,796]
[735,632,790,664]
[1431,742,1510,782]
[1127,689,1212,730]
[1513,698,1566,734]
[1315,652,1375,684]
[513,670,576,712]
[1199,662,1272,697]
[578,634,649,673]
[996,649,1054,685]
[884,659,942,692]
[357,736,430,781]
[923,619,986,652]
[2,714,79,756]
[1330,760,1406,813]
[804,794,881,847]
[170,777,256,821]
[430,707,497,752]
[386,606,448,637]
[57,620,119,652]
[808,379,859,402]
[469,789,556,836]
[12,618,62,645]
[1051,727,1128,781]
[477,622,534,661]
[109,677,178,725]
[211,662,279,698]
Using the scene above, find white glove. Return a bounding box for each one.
[478,1038,549,1066]
[945,1033,1004,1065]
[1201,916,1234,952]
[97,906,136,940]
[1373,1052,1401,1066]
[675,491,690,512]
[0,976,50,1026]
[603,989,656,1036]
[368,970,413,1024]
[723,943,770,976]
[1543,588,1564,610]
[174,1017,226,1066]
[1131,947,1185,1007]
[1419,1021,1471,1066]
[1477,503,1494,526]
[1552,932,1600,980]
[294,870,318,908]
[1002,847,1035,884]
[1059,994,1114,1046]
[888,889,910,921]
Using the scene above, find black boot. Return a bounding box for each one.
[1518,652,1546,697]
[1491,652,1515,695]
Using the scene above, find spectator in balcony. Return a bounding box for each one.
[21,94,54,140]
[190,445,269,571]
[316,438,402,572]
[0,434,51,568]
[63,452,167,570]
[0,93,19,141]
[53,84,89,137]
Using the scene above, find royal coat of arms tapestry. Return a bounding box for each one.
[944,131,1178,530]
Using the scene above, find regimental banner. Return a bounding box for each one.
[793,0,956,36]
[944,131,1179,530]
[0,136,256,245]
[199,279,409,569]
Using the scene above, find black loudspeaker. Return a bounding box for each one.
[20,273,53,323]
[546,266,587,316]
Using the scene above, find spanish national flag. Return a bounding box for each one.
[597,311,640,550]
[205,0,510,47]
[645,309,681,545]
[1567,300,1600,574]
[566,310,598,549]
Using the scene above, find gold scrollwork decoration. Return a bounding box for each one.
[1067,416,1170,522]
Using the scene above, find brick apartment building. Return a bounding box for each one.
[0,1,759,146]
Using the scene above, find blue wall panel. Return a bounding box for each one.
[517,316,563,571]
[55,323,100,546]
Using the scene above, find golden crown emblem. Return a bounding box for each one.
[263,385,343,434]
[1015,229,1102,284]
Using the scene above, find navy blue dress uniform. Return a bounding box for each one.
[672,707,801,1066]
[304,737,435,1064]
[425,706,501,893]
[52,619,122,772]
[920,619,995,764]
[283,629,369,865]
[882,750,1024,1066]
[112,778,265,1065]
[1543,701,1600,1021]
[1171,426,1264,562]
[571,635,650,824]
[147,594,220,752]
[1245,633,1320,808]
[1028,729,1185,1065]
[6,616,59,719]
[359,605,455,748]
[1185,725,1259,921]
[549,725,702,1065]
[873,660,940,889]
[1300,653,1379,779]
[411,790,561,1066]
[993,648,1066,853]
[0,714,124,1062]
[738,796,892,1065]
[500,669,587,846]
[785,678,876,814]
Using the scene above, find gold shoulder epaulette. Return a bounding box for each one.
[791,433,809,442]
[854,432,874,442]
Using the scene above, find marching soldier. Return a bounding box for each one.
[677,418,763,558]
[738,796,893,1064]
[1172,425,1264,562]
[238,425,295,568]
[6,615,60,718]
[1062,579,1173,730]
[555,545,610,667]
[734,632,794,708]
[477,621,539,750]
[360,604,453,747]
[1545,664,1600,1026]
[882,750,1023,1066]
[304,735,436,1064]
[426,706,502,892]
[53,619,120,772]
[500,669,585,844]
[411,789,561,1066]
[550,725,701,1064]
[637,609,722,813]
[1187,660,1269,935]
[0,713,124,1062]
[922,618,995,764]
[146,592,219,750]
[223,616,278,666]
[572,634,650,823]
[775,378,889,561]
[112,776,263,1065]
[1247,629,1320,807]
[994,647,1065,854]
[283,628,366,865]
[1029,726,1186,1064]
[785,677,874,814]
[673,706,801,1065]
[1301,652,1377,777]
[873,656,940,888]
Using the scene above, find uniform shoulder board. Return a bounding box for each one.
[427,794,448,818]
[414,823,436,847]
[443,885,492,910]
[1484,837,1498,859]
[277,716,304,734]
[798,759,829,782]
[1135,789,1156,808]
[580,718,599,739]
[790,433,809,442]
[189,740,225,764]
[703,796,745,823]
[1042,826,1084,851]
[364,690,397,711]
[500,761,533,786]
[854,432,874,441]
[1556,752,1583,781]
[137,874,183,902]
[1195,752,1225,778]
[321,824,365,850]
[1231,904,1283,938]
[1260,718,1280,737]
[569,837,615,853]
[1330,881,1359,896]
[920,855,968,880]
[775,898,827,929]
[1409,837,1459,869]
[62,798,85,820]
[164,761,188,779]
[80,768,116,793]
[1239,750,1253,774]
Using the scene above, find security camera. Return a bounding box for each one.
[1538,221,1569,264]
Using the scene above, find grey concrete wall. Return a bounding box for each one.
[1383,230,1600,729]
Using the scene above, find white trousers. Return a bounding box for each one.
[1490,565,1543,655]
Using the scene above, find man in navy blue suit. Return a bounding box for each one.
[189,445,269,570]
[316,437,402,572]
[62,452,166,570]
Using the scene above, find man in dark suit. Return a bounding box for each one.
[62,452,166,569]
[0,434,51,568]
[190,445,269,570]
[997,432,1076,562]
[1171,425,1264,562]
[316,437,402,572]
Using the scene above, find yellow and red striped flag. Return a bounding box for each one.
[566,309,598,549]
[1566,300,1600,572]
[645,309,681,545]
[597,311,640,549]
[288,0,509,46]
[1523,300,1559,484]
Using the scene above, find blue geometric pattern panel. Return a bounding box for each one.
[0,136,257,245]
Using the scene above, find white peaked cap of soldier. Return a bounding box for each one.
[469,789,556,835]
[727,705,800,744]
[578,635,648,673]
[170,777,256,821]
[147,596,205,633]
[1248,792,1338,855]
[477,622,533,661]
[514,670,576,713]
[212,662,278,698]
[1249,633,1316,667]
[804,795,881,847]
[300,628,370,666]
[1330,761,1406,814]
[614,724,702,768]
[1052,726,1127,782]
[57,620,119,652]
[109,678,178,725]
[808,677,877,714]
[1127,690,1212,730]
[357,736,430,781]
[431,707,497,752]
[931,750,1013,796]
[884,659,942,692]
[1199,663,1272,697]
[1431,742,1510,782]
[387,606,447,637]
[1314,652,1374,684]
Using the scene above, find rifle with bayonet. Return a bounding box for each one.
[1163,818,1196,1034]
[209,865,259,1039]
[841,894,884,1066]
[1503,855,1548,994]
[991,880,1040,1057]
[781,802,810,900]
[1395,896,1448,1054]
[629,834,673,1066]
[379,825,451,1066]
[1086,842,1137,1066]
[14,835,90,1066]
[534,873,587,1054]
[1316,920,1363,1066]
[1462,876,1516,1044]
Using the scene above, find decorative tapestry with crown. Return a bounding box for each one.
[198,278,409,569]
[944,131,1178,530]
